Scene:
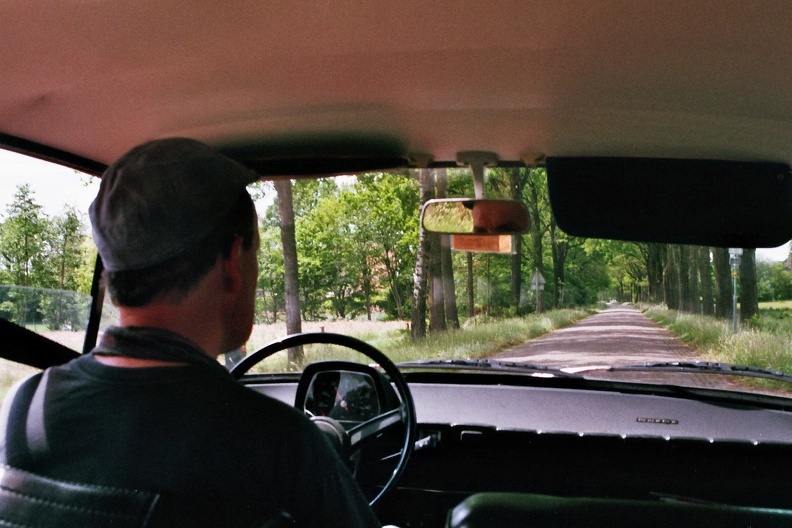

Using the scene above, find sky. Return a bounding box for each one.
[1,148,790,262]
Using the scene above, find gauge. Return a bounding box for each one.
[303,371,381,425]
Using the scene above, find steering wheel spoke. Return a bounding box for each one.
[349,407,404,448]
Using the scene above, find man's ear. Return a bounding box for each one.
[220,237,245,293]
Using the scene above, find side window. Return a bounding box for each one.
[0,148,100,396]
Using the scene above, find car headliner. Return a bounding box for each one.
[1,1,792,171]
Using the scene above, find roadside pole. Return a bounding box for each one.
[530,269,545,313]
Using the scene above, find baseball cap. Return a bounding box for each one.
[89,138,259,272]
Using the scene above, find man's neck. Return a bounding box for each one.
[117,302,223,359]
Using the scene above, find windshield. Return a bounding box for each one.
[1,156,791,400]
[240,169,792,400]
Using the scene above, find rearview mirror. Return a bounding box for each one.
[421,199,531,235]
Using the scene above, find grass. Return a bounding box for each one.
[244,309,591,373]
[760,300,792,310]
[0,360,39,402]
[644,305,792,393]
[0,309,591,391]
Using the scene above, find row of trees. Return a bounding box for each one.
[0,184,92,329]
[3,170,792,337]
[263,168,792,341]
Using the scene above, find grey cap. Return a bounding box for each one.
[89,138,259,272]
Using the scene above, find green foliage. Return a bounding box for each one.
[644,306,728,350]
[644,306,792,389]
[0,185,92,329]
[0,184,49,287]
[380,309,590,363]
[756,261,792,302]
[256,225,285,323]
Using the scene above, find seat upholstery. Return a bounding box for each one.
[0,464,160,527]
[447,492,792,528]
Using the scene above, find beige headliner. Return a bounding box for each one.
[2,0,792,169]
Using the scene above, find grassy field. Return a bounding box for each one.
[1,309,592,396]
[242,309,591,373]
[644,305,792,392]
[759,300,792,310]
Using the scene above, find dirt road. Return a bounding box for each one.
[494,305,738,390]
[495,305,696,368]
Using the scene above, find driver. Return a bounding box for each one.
[2,138,381,527]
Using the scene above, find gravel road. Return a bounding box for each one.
[494,305,740,390]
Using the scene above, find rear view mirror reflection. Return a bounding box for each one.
[421,199,530,235]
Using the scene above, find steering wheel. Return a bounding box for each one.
[230,332,417,507]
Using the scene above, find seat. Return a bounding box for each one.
[0,463,296,527]
[0,373,295,528]
[447,492,792,528]
[0,463,160,527]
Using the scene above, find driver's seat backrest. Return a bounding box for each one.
[0,371,295,528]
[0,463,160,527]
[0,370,161,527]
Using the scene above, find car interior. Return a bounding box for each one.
[2,1,792,527]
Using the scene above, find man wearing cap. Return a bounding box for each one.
[2,138,381,526]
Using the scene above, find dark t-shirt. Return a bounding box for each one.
[6,331,380,527]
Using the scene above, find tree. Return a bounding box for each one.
[351,173,419,320]
[646,244,665,304]
[0,184,51,326]
[297,195,359,319]
[436,169,459,329]
[712,247,732,319]
[257,225,285,323]
[0,184,49,288]
[757,260,792,301]
[40,206,89,329]
[696,246,715,315]
[739,248,759,321]
[411,169,432,339]
[274,180,303,367]
[524,169,550,312]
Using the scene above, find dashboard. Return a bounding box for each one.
[247,371,792,525]
[250,377,792,444]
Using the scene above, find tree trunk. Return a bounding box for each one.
[712,247,732,319]
[526,172,545,313]
[549,214,569,309]
[678,245,691,312]
[274,179,303,368]
[466,252,475,318]
[427,170,445,333]
[511,235,522,309]
[411,169,433,339]
[647,243,665,304]
[440,235,459,328]
[697,247,714,316]
[362,260,372,321]
[739,248,759,321]
[686,246,701,313]
[436,169,459,329]
[509,169,526,310]
[428,231,446,333]
[664,245,680,310]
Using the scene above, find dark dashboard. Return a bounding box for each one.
[246,372,792,527]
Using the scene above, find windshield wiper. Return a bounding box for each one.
[397,358,581,378]
[602,361,792,384]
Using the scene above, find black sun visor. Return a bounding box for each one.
[546,157,792,248]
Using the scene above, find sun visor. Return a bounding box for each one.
[546,157,792,248]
